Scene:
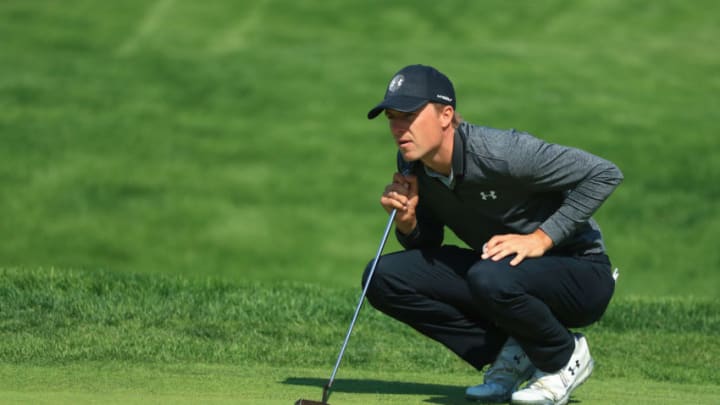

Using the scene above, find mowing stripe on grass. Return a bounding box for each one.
[210,0,272,53]
[117,0,176,55]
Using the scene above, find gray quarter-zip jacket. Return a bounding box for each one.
[397,122,624,256]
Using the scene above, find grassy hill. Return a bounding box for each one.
[1,0,718,295]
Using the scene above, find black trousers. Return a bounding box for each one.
[362,245,615,372]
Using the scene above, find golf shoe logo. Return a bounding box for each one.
[388,74,404,92]
[480,191,498,200]
[568,360,581,376]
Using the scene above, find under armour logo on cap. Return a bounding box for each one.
[388,74,405,92]
[367,64,456,119]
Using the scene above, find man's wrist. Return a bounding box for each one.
[532,228,554,250]
[396,220,417,236]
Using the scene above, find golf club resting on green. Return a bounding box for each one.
[297,64,623,405]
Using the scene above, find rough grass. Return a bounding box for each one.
[2,267,718,387]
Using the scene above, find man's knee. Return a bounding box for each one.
[467,260,521,309]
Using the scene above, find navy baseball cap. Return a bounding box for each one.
[367,64,455,119]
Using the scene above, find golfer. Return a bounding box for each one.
[363,64,622,405]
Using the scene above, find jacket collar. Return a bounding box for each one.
[452,123,467,182]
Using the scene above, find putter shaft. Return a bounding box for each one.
[322,208,398,403]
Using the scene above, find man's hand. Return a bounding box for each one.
[380,173,419,235]
[481,229,554,266]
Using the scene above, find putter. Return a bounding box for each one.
[295,156,411,405]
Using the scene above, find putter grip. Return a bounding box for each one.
[397,151,413,175]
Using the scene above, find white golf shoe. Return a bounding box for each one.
[466,338,535,403]
[511,333,594,405]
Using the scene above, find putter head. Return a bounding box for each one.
[295,378,331,404]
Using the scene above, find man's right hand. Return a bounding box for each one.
[380,173,419,235]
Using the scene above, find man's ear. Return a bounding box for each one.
[439,105,454,128]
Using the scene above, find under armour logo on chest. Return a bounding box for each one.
[480,191,498,200]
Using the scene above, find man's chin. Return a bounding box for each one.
[399,150,421,162]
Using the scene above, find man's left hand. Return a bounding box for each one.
[481,229,554,266]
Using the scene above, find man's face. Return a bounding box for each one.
[385,103,445,162]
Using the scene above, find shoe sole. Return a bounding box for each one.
[467,366,536,403]
[511,359,594,405]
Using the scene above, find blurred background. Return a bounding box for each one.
[1,0,718,297]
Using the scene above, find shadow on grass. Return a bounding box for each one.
[284,378,585,404]
[283,377,469,404]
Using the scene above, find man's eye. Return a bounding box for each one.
[386,111,415,121]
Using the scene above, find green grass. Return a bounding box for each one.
[2,267,718,372]
[1,267,719,403]
[1,0,719,403]
[3,364,720,404]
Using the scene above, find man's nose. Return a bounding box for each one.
[390,120,407,136]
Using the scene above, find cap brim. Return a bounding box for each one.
[367,96,428,119]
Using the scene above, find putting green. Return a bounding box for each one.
[2,363,719,404]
